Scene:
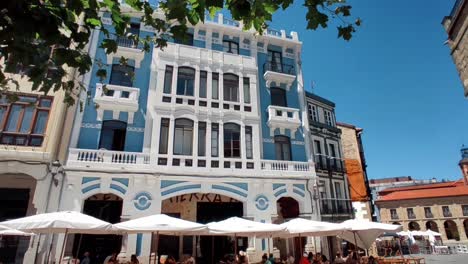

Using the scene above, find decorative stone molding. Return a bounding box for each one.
[94,83,140,124]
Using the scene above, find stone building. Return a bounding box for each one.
[369,176,437,222]
[337,123,373,222]
[376,148,468,244]
[0,61,77,262]
[443,0,468,97]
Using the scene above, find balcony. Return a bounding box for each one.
[267,105,301,139]
[314,155,345,173]
[67,149,314,177]
[156,43,257,71]
[105,36,145,68]
[94,83,140,124]
[320,198,353,216]
[263,62,296,90]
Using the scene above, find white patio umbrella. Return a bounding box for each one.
[115,214,207,264]
[338,219,402,251]
[0,224,34,236]
[0,211,120,262]
[279,218,350,254]
[206,217,286,255]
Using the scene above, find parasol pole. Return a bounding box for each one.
[397,237,404,259]
[59,229,69,263]
[313,236,317,255]
[211,236,214,264]
[234,234,238,256]
[299,234,303,254]
[75,234,83,260]
[154,231,160,264]
[149,232,154,264]
[353,231,359,259]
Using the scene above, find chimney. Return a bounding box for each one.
[459,146,468,185]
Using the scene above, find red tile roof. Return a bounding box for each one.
[377,179,468,202]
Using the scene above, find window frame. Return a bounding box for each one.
[176,67,196,96]
[270,87,287,107]
[274,135,292,161]
[223,73,239,102]
[222,40,240,54]
[163,65,173,94]
[211,123,219,157]
[199,71,207,98]
[308,103,319,122]
[109,64,134,87]
[173,118,194,155]
[223,123,241,158]
[159,118,170,154]
[212,73,219,100]
[245,126,253,159]
[243,77,251,104]
[0,94,53,147]
[198,122,206,156]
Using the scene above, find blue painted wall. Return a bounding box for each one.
[77,19,152,152]
[257,44,307,162]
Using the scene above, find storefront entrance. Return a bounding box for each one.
[0,174,36,264]
[73,194,123,262]
[160,193,245,264]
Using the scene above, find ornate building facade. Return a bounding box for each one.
[48,7,320,264]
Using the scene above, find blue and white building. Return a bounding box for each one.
[53,8,322,264]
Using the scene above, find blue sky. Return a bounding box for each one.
[268,0,468,180]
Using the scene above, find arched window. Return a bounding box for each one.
[271,87,287,107]
[426,221,439,233]
[274,135,291,161]
[173,118,194,155]
[224,123,240,158]
[223,73,239,102]
[408,221,420,231]
[444,220,460,240]
[110,64,134,87]
[99,120,127,151]
[177,67,195,96]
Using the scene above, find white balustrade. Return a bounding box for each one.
[67,148,314,177]
[68,148,150,166]
[260,160,313,172]
[94,83,140,124]
[157,43,257,71]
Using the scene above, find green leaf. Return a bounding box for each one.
[100,39,118,54]
[86,18,102,27]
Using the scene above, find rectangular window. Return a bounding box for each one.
[174,33,194,46]
[159,118,170,154]
[462,205,468,217]
[334,182,342,199]
[0,94,52,147]
[211,123,219,157]
[324,110,334,126]
[308,103,319,122]
[424,207,433,218]
[117,23,140,48]
[243,77,250,104]
[245,126,253,159]
[223,40,239,54]
[212,73,219,100]
[407,208,415,219]
[163,66,173,94]
[176,67,195,96]
[198,122,206,156]
[174,119,193,155]
[199,71,207,98]
[268,50,283,72]
[442,206,451,217]
[223,74,239,102]
[390,209,398,220]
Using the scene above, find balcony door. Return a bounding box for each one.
[268,50,283,72]
[110,64,134,87]
[274,135,292,161]
[270,87,287,107]
[99,120,127,151]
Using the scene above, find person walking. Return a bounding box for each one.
[299,253,310,264]
[129,254,139,264]
[81,252,91,264]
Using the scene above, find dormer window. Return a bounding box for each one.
[223,40,239,54]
